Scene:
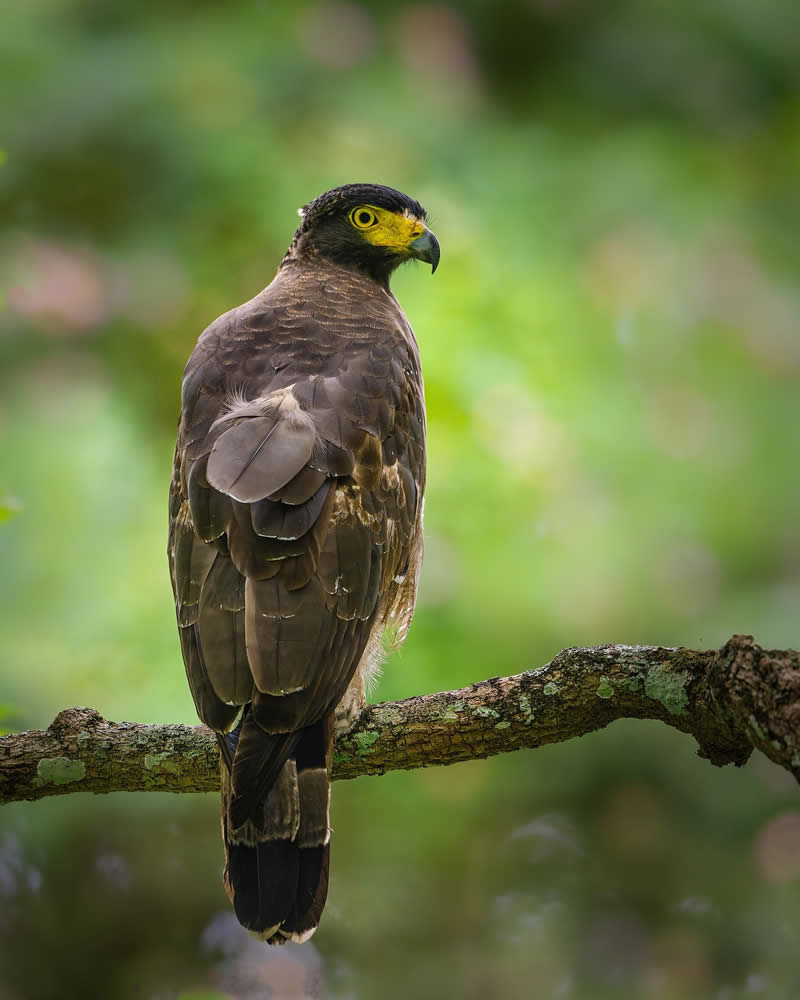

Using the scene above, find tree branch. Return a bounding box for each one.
[1,635,798,805]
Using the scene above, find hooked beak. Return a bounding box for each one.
[409,228,440,274]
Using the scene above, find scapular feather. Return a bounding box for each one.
[208,415,314,503]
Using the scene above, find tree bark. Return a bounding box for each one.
[1,635,798,805]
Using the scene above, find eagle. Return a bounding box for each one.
[168,184,438,943]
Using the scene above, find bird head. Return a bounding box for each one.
[284,183,440,284]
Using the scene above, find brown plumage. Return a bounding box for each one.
[168,183,438,942]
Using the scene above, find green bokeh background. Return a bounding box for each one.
[1,2,799,997]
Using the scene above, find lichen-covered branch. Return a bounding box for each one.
[1,635,797,805]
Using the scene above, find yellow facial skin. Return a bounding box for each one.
[349,205,426,252]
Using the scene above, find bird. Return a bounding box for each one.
[168,183,438,943]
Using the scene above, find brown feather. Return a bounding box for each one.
[207,414,314,503]
[179,623,239,731]
[267,464,326,505]
[173,506,216,626]
[197,555,252,705]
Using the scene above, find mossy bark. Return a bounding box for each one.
[1,635,797,805]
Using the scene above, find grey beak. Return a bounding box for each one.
[409,229,440,274]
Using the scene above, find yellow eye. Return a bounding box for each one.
[349,206,378,230]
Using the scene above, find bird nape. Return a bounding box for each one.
[168,183,438,942]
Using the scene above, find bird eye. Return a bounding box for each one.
[350,207,378,230]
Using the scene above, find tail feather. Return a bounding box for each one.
[229,712,299,830]
[222,715,332,942]
[278,843,329,942]
[226,838,299,934]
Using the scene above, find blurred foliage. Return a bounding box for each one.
[1,0,799,997]
[0,494,21,524]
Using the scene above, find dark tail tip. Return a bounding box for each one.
[224,838,330,942]
[277,844,330,942]
[226,838,299,936]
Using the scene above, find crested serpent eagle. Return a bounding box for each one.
[168,184,438,942]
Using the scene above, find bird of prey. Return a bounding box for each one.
[168,183,438,943]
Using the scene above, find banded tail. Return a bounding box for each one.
[221,713,332,943]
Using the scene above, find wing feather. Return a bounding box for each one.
[207,415,314,503]
[178,623,240,731]
[173,504,217,626]
[252,482,330,540]
[197,555,252,705]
